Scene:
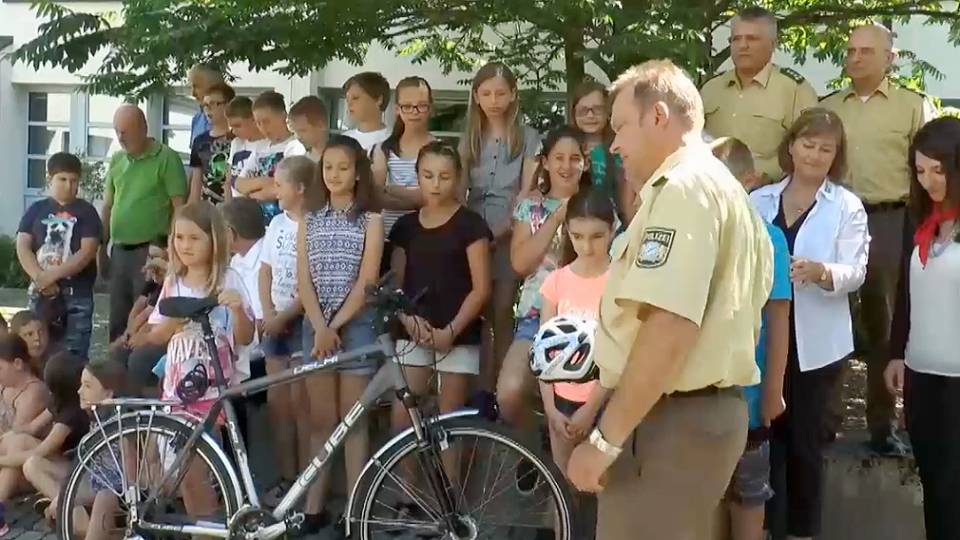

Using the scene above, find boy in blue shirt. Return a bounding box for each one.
[712,137,791,540]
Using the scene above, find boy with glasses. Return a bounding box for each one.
[189,82,236,203]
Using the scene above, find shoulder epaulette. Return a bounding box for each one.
[778,67,807,85]
[700,70,731,90]
[819,89,841,102]
[890,79,928,100]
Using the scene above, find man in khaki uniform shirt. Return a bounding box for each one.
[821,24,936,455]
[701,6,818,183]
[566,59,773,540]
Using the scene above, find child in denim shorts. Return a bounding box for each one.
[712,137,793,540]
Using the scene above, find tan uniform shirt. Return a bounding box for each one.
[595,145,773,392]
[820,78,937,204]
[702,63,819,182]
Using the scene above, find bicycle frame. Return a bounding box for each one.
[105,317,469,539]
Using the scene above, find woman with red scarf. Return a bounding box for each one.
[885,116,960,540]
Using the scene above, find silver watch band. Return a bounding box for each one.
[589,427,623,459]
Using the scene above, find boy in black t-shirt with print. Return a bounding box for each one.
[16,152,102,359]
[189,82,236,204]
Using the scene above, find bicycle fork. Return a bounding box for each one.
[400,390,473,539]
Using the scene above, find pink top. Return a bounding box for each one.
[149,270,253,418]
[539,265,608,403]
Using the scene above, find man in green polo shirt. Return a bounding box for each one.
[101,104,187,341]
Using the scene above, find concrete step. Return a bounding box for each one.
[715,431,925,540]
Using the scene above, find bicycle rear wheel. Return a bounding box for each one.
[349,416,574,540]
[58,409,244,540]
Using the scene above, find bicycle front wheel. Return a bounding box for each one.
[350,416,574,540]
[58,410,244,540]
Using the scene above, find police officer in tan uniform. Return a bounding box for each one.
[821,23,936,456]
[566,59,774,540]
[701,6,818,183]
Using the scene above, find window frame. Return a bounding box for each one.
[25,89,81,195]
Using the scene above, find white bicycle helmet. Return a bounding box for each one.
[529,315,598,383]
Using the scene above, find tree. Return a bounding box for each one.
[13,0,960,102]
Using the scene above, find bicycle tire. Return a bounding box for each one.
[349,416,574,540]
[57,411,244,540]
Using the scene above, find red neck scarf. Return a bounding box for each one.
[914,204,960,267]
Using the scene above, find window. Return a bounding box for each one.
[162,95,196,162]
[86,94,126,160]
[24,90,154,210]
[26,92,71,190]
[429,91,468,144]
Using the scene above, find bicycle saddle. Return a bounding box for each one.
[159,296,218,319]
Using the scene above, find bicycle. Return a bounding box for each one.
[58,279,574,540]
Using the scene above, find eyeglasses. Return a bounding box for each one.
[399,103,431,114]
[575,105,606,118]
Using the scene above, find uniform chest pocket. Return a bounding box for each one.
[704,103,721,120]
[751,106,786,128]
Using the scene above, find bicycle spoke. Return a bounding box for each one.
[457,435,480,511]
[374,459,443,522]
[356,422,571,540]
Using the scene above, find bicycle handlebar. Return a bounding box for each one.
[159,270,421,324]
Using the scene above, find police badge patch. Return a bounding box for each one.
[635,227,675,268]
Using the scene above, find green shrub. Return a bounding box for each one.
[0,235,29,289]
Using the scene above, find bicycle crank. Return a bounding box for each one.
[227,508,286,540]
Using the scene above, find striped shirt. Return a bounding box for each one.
[383,150,418,235]
[304,204,370,322]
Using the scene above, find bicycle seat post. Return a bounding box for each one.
[198,316,259,507]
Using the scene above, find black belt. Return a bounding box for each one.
[863,200,906,214]
[115,242,151,251]
[668,385,728,398]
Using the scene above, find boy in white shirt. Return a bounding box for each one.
[289,96,329,162]
[342,72,391,153]
[225,96,265,201]
[221,197,266,378]
[235,91,301,223]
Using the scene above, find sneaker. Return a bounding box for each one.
[33,497,52,516]
[515,459,539,496]
[261,479,292,507]
[299,511,332,536]
[869,431,911,458]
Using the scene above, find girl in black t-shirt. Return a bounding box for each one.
[388,142,492,436]
[0,351,86,535]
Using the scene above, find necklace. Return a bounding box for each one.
[785,196,814,217]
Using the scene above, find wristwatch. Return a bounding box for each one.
[588,428,623,460]
[819,266,829,284]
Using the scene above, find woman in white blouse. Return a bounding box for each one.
[751,108,869,540]
[885,117,960,540]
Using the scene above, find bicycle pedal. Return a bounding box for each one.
[285,512,305,531]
